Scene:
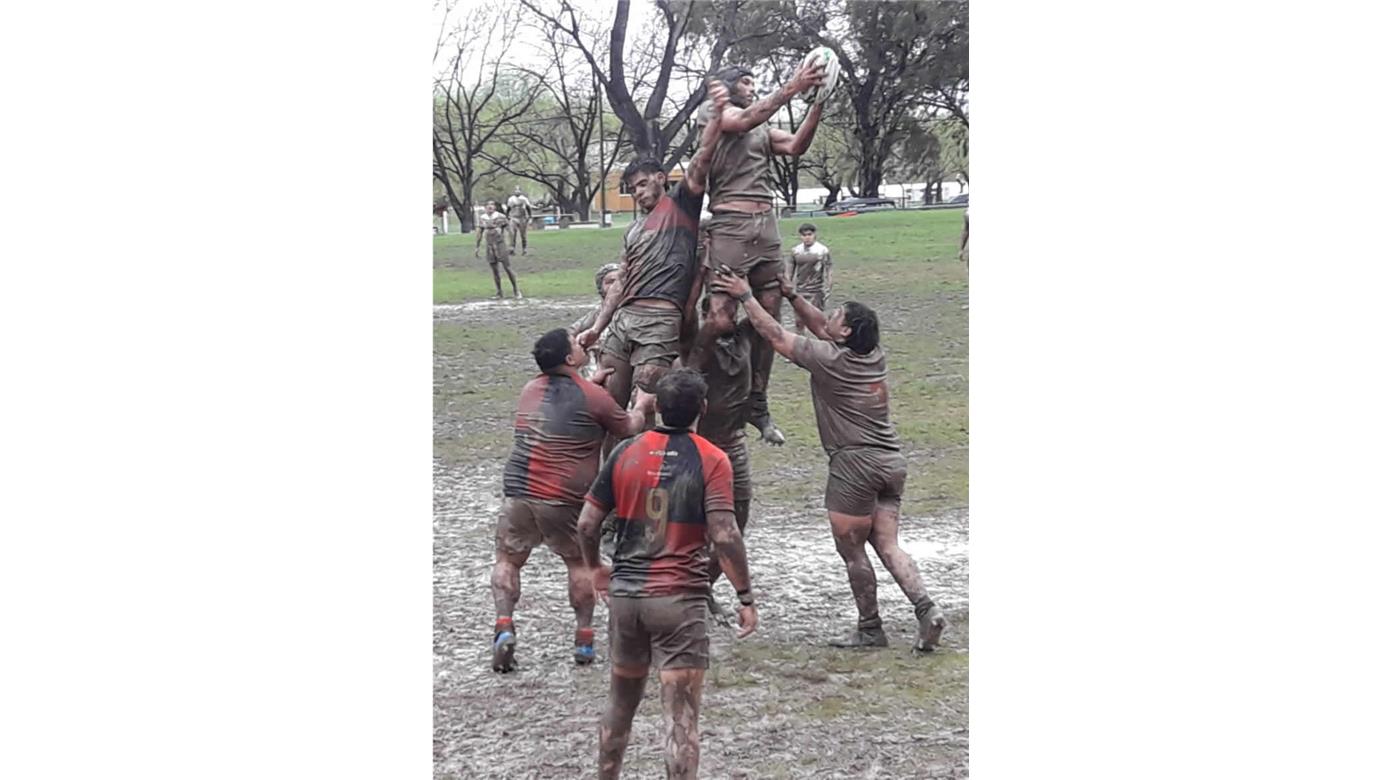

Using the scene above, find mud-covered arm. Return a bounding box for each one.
[711,272,799,361]
[707,509,751,595]
[717,62,824,134]
[769,102,824,157]
[684,82,728,196]
[578,501,608,570]
[788,281,833,341]
[578,256,627,347]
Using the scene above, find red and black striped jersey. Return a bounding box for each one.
[502,367,636,505]
[586,426,735,597]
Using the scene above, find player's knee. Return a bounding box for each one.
[633,364,668,393]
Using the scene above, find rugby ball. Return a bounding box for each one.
[800,46,840,104]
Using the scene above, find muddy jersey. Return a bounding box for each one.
[696,102,774,205]
[506,195,531,220]
[789,240,832,293]
[616,183,705,309]
[503,367,637,504]
[696,320,753,446]
[790,337,901,455]
[586,426,735,597]
[479,211,509,243]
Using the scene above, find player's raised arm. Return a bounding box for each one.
[770,100,824,157]
[718,62,825,135]
[711,270,800,360]
[684,81,729,196]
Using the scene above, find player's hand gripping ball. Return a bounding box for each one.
[799,46,840,104]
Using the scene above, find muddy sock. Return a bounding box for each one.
[575,627,595,647]
[495,617,515,638]
[858,614,883,632]
[914,597,936,621]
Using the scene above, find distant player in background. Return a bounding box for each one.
[490,329,654,673]
[785,223,833,334]
[475,200,521,299]
[506,186,533,255]
[691,60,828,448]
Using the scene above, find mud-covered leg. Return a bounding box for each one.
[564,557,598,664]
[490,547,529,671]
[599,351,634,457]
[827,510,887,647]
[599,666,648,780]
[746,285,785,444]
[489,262,504,297]
[870,500,946,650]
[659,668,705,780]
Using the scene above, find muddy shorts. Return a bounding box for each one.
[707,210,782,287]
[825,447,907,516]
[608,593,709,670]
[712,436,751,502]
[485,240,510,267]
[601,304,682,371]
[495,497,583,560]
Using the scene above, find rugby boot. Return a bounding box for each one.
[829,617,888,648]
[913,601,948,653]
[492,619,518,673]
[573,628,596,666]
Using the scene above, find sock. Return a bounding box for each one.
[914,597,936,621]
[574,627,595,647]
[495,617,515,637]
[857,614,883,631]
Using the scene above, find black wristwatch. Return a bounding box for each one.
[736,588,755,606]
[736,290,754,303]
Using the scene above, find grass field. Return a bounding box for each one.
[434,208,968,512]
[433,207,969,777]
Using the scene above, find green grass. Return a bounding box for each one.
[434,208,968,510]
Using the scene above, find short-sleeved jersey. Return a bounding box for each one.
[696,320,753,446]
[586,427,735,597]
[503,367,637,504]
[506,195,531,220]
[616,183,705,309]
[789,240,832,293]
[697,102,774,205]
[479,211,509,242]
[790,337,901,455]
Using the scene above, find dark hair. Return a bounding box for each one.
[714,64,755,93]
[842,301,880,355]
[622,157,665,185]
[486,199,498,208]
[656,368,708,428]
[798,223,817,234]
[532,328,573,371]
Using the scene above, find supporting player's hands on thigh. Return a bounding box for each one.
[591,564,612,606]
[577,328,601,350]
[711,268,751,299]
[735,604,758,639]
[633,389,656,414]
[590,365,615,387]
[776,272,795,300]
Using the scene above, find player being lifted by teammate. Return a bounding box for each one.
[475,199,521,299]
[689,59,829,447]
[785,223,833,334]
[577,368,757,779]
[711,270,947,651]
[574,80,729,436]
[490,329,654,672]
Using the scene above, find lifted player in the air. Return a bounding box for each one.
[578,368,757,780]
[490,329,654,673]
[711,270,947,652]
[575,81,728,436]
[690,60,828,447]
[568,262,622,379]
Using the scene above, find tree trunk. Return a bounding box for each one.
[453,202,473,233]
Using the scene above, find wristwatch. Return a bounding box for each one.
[736,588,755,606]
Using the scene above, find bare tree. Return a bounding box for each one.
[490,29,626,221]
[791,0,968,196]
[432,9,544,232]
[518,0,784,169]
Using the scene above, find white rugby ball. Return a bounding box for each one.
[800,46,841,104]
